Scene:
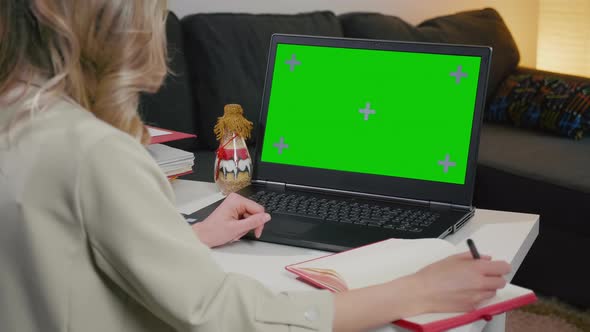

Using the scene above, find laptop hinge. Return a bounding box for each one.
[429,201,452,211]
[429,201,472,212]
[253,180,286,192]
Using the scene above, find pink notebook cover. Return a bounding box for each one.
[395,292,537,332]
[147,126,196,144]
[290,269,536,332]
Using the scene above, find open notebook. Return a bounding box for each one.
[286,237,536,332]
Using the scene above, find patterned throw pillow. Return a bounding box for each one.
[486,74,590,140]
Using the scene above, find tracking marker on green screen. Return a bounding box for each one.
[273,137,289,154]
[437,154,457,173]
[285,54,301,71]
[359,103,376,120]
[450,65,468,84]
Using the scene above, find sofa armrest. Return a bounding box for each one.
[512,66,590,82]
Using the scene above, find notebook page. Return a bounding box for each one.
[147,144,195,164]
[458,222,534,264]
[293,238,457,289]
[402,284,533,325]
[148,127,171,137]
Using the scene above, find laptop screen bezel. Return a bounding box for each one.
[253,34,491,207]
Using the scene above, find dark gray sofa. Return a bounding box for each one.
[140,9,590,309]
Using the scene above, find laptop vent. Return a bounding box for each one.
[454,217,470,233]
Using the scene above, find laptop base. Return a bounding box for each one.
[187,184,473,252]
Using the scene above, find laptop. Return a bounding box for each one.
[187,34,492,252]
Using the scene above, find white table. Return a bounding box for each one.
[172,180,539,332]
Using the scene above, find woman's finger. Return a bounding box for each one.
[476,260,512,276]
[232,230,249,242]
[480,276,507,290]
[234,213,271,235]
[473,290,497,304]
[227,193,265,215]
[254,224,265,238]
[454,252,492,261]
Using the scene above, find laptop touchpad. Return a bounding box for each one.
[268,217,317,237]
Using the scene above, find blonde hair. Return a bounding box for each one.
[0,0,169,144]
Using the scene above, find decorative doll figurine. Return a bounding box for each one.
[213,104,254,195]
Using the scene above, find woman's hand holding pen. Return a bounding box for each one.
[192,193,271,248]
[332,248,512,331]
[409,251,511,314]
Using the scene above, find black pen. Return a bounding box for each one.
[467,238,480,259]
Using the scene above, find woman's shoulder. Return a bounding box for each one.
[43,98,166,188]
[36,96,143,155]
[1,88,155,184]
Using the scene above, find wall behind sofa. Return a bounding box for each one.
[168,0,539,68]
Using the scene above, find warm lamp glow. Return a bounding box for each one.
[537,0,590,77]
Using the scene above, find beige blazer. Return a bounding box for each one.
[0,87,334,332]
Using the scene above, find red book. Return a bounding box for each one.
[286,238,536,332]
[147,125,196,145]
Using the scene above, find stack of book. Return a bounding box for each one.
[147,126,196,179]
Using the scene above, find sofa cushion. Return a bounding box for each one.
[339,8,520,101]
[486,73,590,139]
[478,123,590,194]
[140,11,197,151]
[181,11,344,150]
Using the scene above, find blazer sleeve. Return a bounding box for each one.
[76,133,334,332]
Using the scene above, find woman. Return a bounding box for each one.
[0,1,510,331]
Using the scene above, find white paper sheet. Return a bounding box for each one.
[148,127,171,137]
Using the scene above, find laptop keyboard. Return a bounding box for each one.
[249,191,440,233]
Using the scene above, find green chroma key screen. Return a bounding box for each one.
[261,43,482,185]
